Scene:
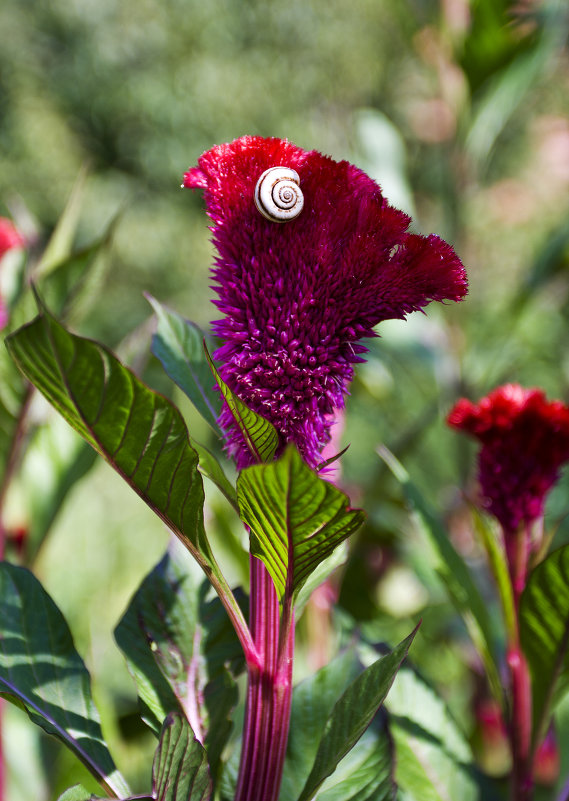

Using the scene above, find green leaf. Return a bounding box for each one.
[204,345,278,463]
[314,729,395,801]
[147,296,222,433]
[280,649,361,800]
[192,439,238,511]
[378,447,503,707]
[0,563,130,799]
[237,446,364,603]
[114,546,244,784]
[520,543,569,747]
[384,665,479,801]
[294,541,348,619]
[296,627,417,801]
[7,307,215,566]
[152,712,212,801]
[6,304,251,654]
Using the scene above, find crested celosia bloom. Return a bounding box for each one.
[0,217,24,331]
[447,384,569,534]
[184,136,467,467]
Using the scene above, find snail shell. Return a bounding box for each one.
[254,166,304,222]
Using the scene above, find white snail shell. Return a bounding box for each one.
[254,166,304,223]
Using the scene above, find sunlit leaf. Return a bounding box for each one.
[296,627,417,801]
[520,544,569,747]
[147,296,222,433]
[0,563,130,799]
[192,439,238,511]
[152,712,212,801]
[204,345,278,464]
[6,304,249,650]
[237,445,364,603]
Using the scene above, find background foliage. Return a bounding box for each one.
[1,0,569,798]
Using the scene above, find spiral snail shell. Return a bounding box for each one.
[254,166,304,223]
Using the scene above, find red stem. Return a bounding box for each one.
[234,557,294,801]
[506,523,534,801]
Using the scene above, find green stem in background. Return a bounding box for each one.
[506,521,534,801]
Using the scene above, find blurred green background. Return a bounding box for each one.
[1,0,569,798]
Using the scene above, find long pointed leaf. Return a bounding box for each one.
[5,306,251,652]
[204,346,278,463]
[152,712,212,801]
[378,446,503,706]
[0,563,130,798]
[147,296,222,433]
[237,446,364,603]
[296,626,417,801]
[520,544,569,747]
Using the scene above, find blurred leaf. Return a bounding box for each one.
[314,729,395,801]
[520,544,569,748]
[296,626,417,801]
[517,219,569,302]
[280,649,360,800]
[471,508,516,643]
[237,445,364,603]
[378,446,503,707]
[147,296,222,434]
[204,345,279,463]
[35,165,89,277]
[57,787,107,801]
[294,541,348,619]
[114,546,244,785]
[152,712,212,801]
[192,439,238,511]
[0,563,130,798]
[385,665,480,801]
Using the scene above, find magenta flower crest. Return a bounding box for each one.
[184,136,467,467]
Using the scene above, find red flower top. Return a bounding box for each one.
[448,384,569,533]
[0,217,24,331]
[184,136,468,467]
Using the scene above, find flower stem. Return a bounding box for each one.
[506,523,534,801]
[234,557,294,801]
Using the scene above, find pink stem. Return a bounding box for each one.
[234,557,294,801]
[506,522,534,801]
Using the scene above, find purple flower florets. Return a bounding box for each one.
[184,136,467,467]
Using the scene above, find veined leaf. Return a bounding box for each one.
[147,296,222,433]
[6,305,251,652]
[378,446,503,707]
[0,563,130,799]
[204,345,278,463]
[153,712,212,801]
[520,544,569,747]
[237,446,364,603]
[296,627,417,801]
[314,729,395,801]
[115,546,244,783]
[384,665,479,801]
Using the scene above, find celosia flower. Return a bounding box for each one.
[0,217,24,331]
[447,384,569,534]
[184,136,467,467]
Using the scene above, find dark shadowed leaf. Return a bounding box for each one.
[152,712,212,801]
[147,296,222,433]
[0,563,130,799]
[237,446,364,603]
[204,345,279,463]
[314,729,395,801]
[296,627,417,801]
[115,546,244,784]
[520,544,569,747]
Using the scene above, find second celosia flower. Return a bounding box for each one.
[184,136,467,467]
